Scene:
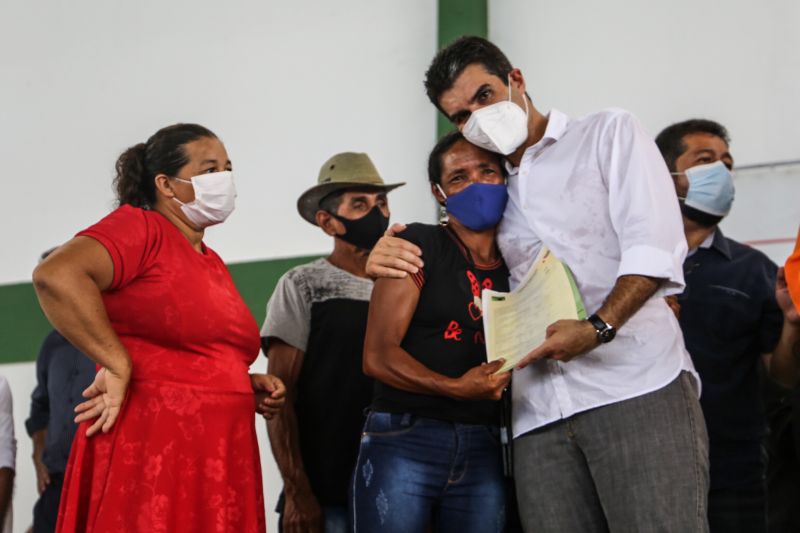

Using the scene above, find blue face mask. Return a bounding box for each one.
[673,161,735,217]
[436,182,509,231]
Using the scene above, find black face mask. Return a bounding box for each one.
[330,205,389,251]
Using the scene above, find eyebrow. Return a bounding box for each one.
[692,148,733,161]
[347,194,371,202]
[470,83,492,105]
[447,83,492,123]
[200,159,233,166]
[444,167,466,179]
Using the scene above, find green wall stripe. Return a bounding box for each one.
[436,0,488,139]
[0,255,321,365]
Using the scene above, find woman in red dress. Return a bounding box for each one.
[33,123,285,532]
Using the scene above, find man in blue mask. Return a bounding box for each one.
[656,119,799,533]
[261,152,403,533]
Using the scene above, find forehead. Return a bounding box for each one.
[182,136,227,162]
[681,132,729,155]
[442,140,503,171]
[438,63,503,114]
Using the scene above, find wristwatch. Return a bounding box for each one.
[587,313,616,344]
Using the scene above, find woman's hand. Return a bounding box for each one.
[450,360,511,401]
[776,267,800,324]
[250,373,286,419]
[74,366,130,437]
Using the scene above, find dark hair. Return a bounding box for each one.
[427,131,506,185]
[424,36,514,115]
[654,119,730,172]
[113,123,217,208]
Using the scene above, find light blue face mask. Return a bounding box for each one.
[673,161,735,217]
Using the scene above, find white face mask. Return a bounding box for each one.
[462,75,529,155]
[172,170,236,229]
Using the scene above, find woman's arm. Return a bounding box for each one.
[32,237,131,435]
[363,276,509,401]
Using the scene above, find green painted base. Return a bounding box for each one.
[0,255,321,364]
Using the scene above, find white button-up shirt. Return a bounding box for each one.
[498,108,698,437]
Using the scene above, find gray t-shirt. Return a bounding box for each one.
[260,257,374,505]
[261,258,373,350]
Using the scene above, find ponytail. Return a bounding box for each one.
[114,143,152,208]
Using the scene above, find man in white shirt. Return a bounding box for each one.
[0,376,15,533]
[368,36,709,532]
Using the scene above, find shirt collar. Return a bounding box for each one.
[698,231,715,249]
[505,109,569,175]
[709,228,732,259]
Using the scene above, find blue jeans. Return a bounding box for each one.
[350,412,506,533]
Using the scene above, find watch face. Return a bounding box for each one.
[599,328,616,343]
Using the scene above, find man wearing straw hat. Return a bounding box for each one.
[261,152,404,533]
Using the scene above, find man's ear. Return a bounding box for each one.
[509,67,526,94]
[316,210,342,237]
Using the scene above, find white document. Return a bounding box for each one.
[482,246,586,372]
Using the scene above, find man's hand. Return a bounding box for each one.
[450,360,511,401]
[665,295,681,319]
[74,366,129,437]
[251,373,286,420]
[365,223,423,279]
[517,319,599,369]
[282,488,324,533]
[33,456,50,494]
[776,267,800,324]
[31,430,50,495]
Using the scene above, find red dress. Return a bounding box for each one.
[56,205,266,533]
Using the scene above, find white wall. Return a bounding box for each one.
[0,0,438,285]
[722,164,800,263]
[489,0,800,260]
[488,2,800,167]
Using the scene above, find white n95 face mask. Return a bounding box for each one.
[172,170,237,229]
[462,75,529,155]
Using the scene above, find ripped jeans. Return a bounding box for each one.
[349,412,506,533]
